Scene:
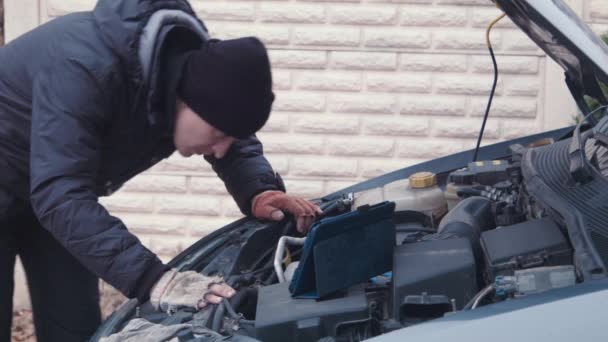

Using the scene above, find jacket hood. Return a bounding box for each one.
[91,0,208,125]
[495,0,608,113]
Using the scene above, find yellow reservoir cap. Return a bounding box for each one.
[409,172,437,189]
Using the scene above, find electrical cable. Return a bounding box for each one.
[473,13,506,162]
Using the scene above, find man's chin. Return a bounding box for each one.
[177,149,193,157]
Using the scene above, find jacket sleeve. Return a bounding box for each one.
[29,60,168,300]
[205,135,286,216]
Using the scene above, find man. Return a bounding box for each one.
[0,0,321,341]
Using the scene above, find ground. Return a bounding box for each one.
[11,283,126,342]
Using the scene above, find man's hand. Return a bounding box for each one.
[150,270,235,312]
[252,190,322,233]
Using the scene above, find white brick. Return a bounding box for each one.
[326,180,357,194]
[222,198,245,218]
[590,24,608,36]
[273,92,326,112]
[122,215,186,235]
[266,155,290,175]
[296,71,362,92]
[122,175,187,193]
[330,94,398,114]
[330,6,398,25]
[262,135,325,154]
[435,75,502,95]
[361,159,418,178]
[293,27,360,47]
[400,54,467,72]
[155,153,214,173]
[433,119,499,139]
[501,120,542,139]
[157,196,222,216]
[436,0,492,5]
[190,177,228,195]
[504,76,540,97]
[148,237,190,259]
[367,0,432,3]
[284,179,325,198]
[363,117,429,136]
[469,98,538,118]
[591,0,608,20]
[397,139,466,158]
[187,217,235,238]
[300,0,359,2]
[471,8,517,28]
[260,114,290,133]
[292,157,358,177]
[503,30,539,52]
[260,4,326,23]
[209,24,290,45]
[471,55,539,74]
[364,29,431,49]
[100,194,155,213]
[270,50,327,69]
[273,71,292,90]
[367,73,431,93]
[292,114,360,134]
[47,0,94,17]
[400,7,467,27]
[331,52,397,70]
[435,31,499,50]
[193,2,255,21]
[400,96,467,116]
[327,137,395,157]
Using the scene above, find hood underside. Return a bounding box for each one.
[495,0,608,112]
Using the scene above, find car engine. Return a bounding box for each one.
[96,134,608,342]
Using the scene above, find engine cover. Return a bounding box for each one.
[522,138,608,279]
[480,218,572,281]
[255,282,369,342]
[392,237,477,321]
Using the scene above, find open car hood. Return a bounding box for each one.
[495,0,608,113]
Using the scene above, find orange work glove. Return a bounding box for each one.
[251,190,322,233]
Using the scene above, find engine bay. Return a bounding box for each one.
[98,135,608,342]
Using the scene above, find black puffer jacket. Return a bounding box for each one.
[0,0,284,300]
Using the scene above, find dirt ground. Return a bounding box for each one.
[11,283,126,342]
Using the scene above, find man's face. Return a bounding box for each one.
[173,99,236,159]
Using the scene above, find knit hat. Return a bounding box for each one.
[177,37,275,139]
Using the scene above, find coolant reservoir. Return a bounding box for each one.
[353,172,448,220]
[444,183,463,211]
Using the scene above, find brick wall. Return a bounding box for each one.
[3,0,607,263]
[113,0,547,261]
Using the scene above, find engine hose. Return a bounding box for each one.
[463,284,495,310]
[250,247,276,272]
[274,236,307,283]
[205,304,219,329]
[211,300,226,332]
[229,288,257,309]
[223,299,256,325]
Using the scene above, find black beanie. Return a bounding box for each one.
[177,37,275,139]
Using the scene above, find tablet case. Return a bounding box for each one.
[289,201,396,299]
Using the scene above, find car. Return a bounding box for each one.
[91,0,608,341]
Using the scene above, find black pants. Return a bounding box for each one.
[0,190,101,342]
